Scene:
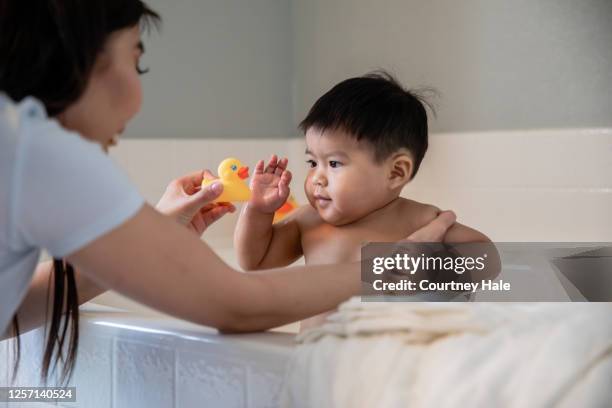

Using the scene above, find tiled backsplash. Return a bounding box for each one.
[1,311,293,408]
[110,128,612,242]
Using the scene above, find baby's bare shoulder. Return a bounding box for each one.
[397,198,441,223]
[398,198,490,243]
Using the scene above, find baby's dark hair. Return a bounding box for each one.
[299,71,435,179]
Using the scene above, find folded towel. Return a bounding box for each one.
[297,298,533,344]
[282,300,612,408]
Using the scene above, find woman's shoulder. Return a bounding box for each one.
[0,95,82,158]
[1,94,47,129]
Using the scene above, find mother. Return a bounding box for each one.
[0,0,455,382]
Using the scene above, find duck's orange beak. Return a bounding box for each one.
[237,166,249,180]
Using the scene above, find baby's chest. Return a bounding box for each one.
[300,222,411,265]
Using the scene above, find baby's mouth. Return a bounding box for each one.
[314,194,332,207]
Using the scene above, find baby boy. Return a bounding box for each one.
[234,72,491,329]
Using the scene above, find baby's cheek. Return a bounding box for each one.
[345,184,380,214]
[331,184,360,211]
[303,179,316,208]
[303,177,313,198]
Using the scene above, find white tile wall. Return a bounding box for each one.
[5,329,52,408]
[114,340,175,407]
[1,315,294,408]
[7,329,46,388]
[110,128,612,242]
[246,364,285,408]
[59,333,113,408]
[176,350,246,407]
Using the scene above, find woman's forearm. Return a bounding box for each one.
[221,261,360,332]
[68,205,360,332]
[75,267,109,303]
[66,205,458,334]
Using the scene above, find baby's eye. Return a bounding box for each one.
[306,159,317,168]
[231,164,238,171]
[329,160,342,168]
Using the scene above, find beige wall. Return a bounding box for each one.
[125,1,612,139]
[128,0,293,140]
[291,0,612,133]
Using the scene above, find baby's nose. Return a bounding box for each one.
[312,172,327,186]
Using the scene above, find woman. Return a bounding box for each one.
[0,0,456,383]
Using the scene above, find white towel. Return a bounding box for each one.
[281,299,612,408]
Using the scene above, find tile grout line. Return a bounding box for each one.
[110,338,115,408]
[173,349,177,408]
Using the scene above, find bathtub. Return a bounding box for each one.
[1,128,610,407]
[1,305,296,408]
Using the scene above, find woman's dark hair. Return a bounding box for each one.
[1,0,160,384]
[0,0,160,116]
[299,70,437,179]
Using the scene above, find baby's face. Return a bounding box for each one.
[304,128,395,226]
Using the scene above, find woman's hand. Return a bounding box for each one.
[156,169,236,236]
[404,210,456,242]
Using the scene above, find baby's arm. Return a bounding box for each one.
[234,155,303,270]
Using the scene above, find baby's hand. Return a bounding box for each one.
[249,155,292,214]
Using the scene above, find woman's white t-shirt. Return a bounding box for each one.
[0,95,144,334]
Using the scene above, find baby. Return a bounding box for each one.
[234,72,491,330]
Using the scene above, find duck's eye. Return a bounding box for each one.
[231,164,238,171]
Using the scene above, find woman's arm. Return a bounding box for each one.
[2,171,232,339]
[4,206,457,338]
[67,204,361,332]
[67,206,459,332]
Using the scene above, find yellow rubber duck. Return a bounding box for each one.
[202,158,251,203]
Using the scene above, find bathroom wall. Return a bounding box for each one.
[127,0,293,140]
[109,128,612,244]
[125,1,611,139]
[104,126,611,315]
[291,0,612,133]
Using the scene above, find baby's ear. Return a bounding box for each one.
[388,153,414,189]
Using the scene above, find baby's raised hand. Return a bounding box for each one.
[249,155,292,214]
